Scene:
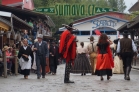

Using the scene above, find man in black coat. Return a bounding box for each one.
[49,41,59,75]
[117,31,137,80]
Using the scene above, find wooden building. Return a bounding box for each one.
[0,11,32,50]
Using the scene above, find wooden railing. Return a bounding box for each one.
[3,50,18,78]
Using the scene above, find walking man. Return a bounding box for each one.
[59,23,77,83]
[117,30,137,80]
[87,36,97,75]
[33,34,49,79]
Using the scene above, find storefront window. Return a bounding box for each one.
[73,31,80,35]
[105,31,116,35]
[80,31,90,35]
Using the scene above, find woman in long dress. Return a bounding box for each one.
[71,42,92,76]
[18,39,32,79]
[113,39,124,74]
[95,34,114,80]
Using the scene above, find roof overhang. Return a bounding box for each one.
[0,17,11,31]
[0,11,32,30]
[117,23,128,32]
[0,11,12,17]
[59,15,128,31]
[45,15,55,27]
[128,1,139,12]
[74,12,129,23]
[0,5,55,27]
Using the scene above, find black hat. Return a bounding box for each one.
[88,36,95,40]
[62,23,77,30]
[68,23,73,27]
[122,30,130,35]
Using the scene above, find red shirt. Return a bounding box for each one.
[6,51,11,62]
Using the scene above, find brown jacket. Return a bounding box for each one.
[120,38,132,53]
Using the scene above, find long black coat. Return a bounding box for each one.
[49,45,59,66]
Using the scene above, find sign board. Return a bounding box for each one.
[35,7,55,13]
[92,17,118,30]
[95,7,117,13]
[34,4,117,16]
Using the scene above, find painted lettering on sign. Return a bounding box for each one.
[92,19,117,29]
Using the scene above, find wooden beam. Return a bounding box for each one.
[3,51,7,78]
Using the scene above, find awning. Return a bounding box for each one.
[117,23,128,32]
[126,15,139,29]
[117,20,135,32]
[0,5,55,27]
[0,17,11,31]
[45,16,55,27]
[0,22,10,31]
[0,11,33,30]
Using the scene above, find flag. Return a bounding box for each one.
[95,29,101,35]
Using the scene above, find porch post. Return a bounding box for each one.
[14,49,18,75]
[3,50,7,78]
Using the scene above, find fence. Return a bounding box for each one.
[3,49,18,78]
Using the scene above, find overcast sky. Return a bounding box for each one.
[124,0,137,13]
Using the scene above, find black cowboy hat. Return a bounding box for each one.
[62,23,78,30]
[122,30,130,35]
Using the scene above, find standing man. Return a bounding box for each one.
[117,30,137,80]
[49,41,59,75]
[33,34,49,79]
[87,36,97,75]
[59,23,77,83]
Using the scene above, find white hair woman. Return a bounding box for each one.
[18,39,33,79]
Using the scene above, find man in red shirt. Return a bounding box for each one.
[59,23,77,83]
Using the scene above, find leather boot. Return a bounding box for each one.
[123,68,126,80]
[126,67,131,80]
[64,62,74,83]
[64,78,74,83]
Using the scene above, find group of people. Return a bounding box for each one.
[59,23,137,83]
[25,19,51,40]
[0,45,17,76]
[17,34,60,79]
[0,22,137,84]
[71,34,114,80]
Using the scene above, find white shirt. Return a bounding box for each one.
[39,41,42,46]
[23,46,27,50]
[117,40,137,53]
[77,46,87,54]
